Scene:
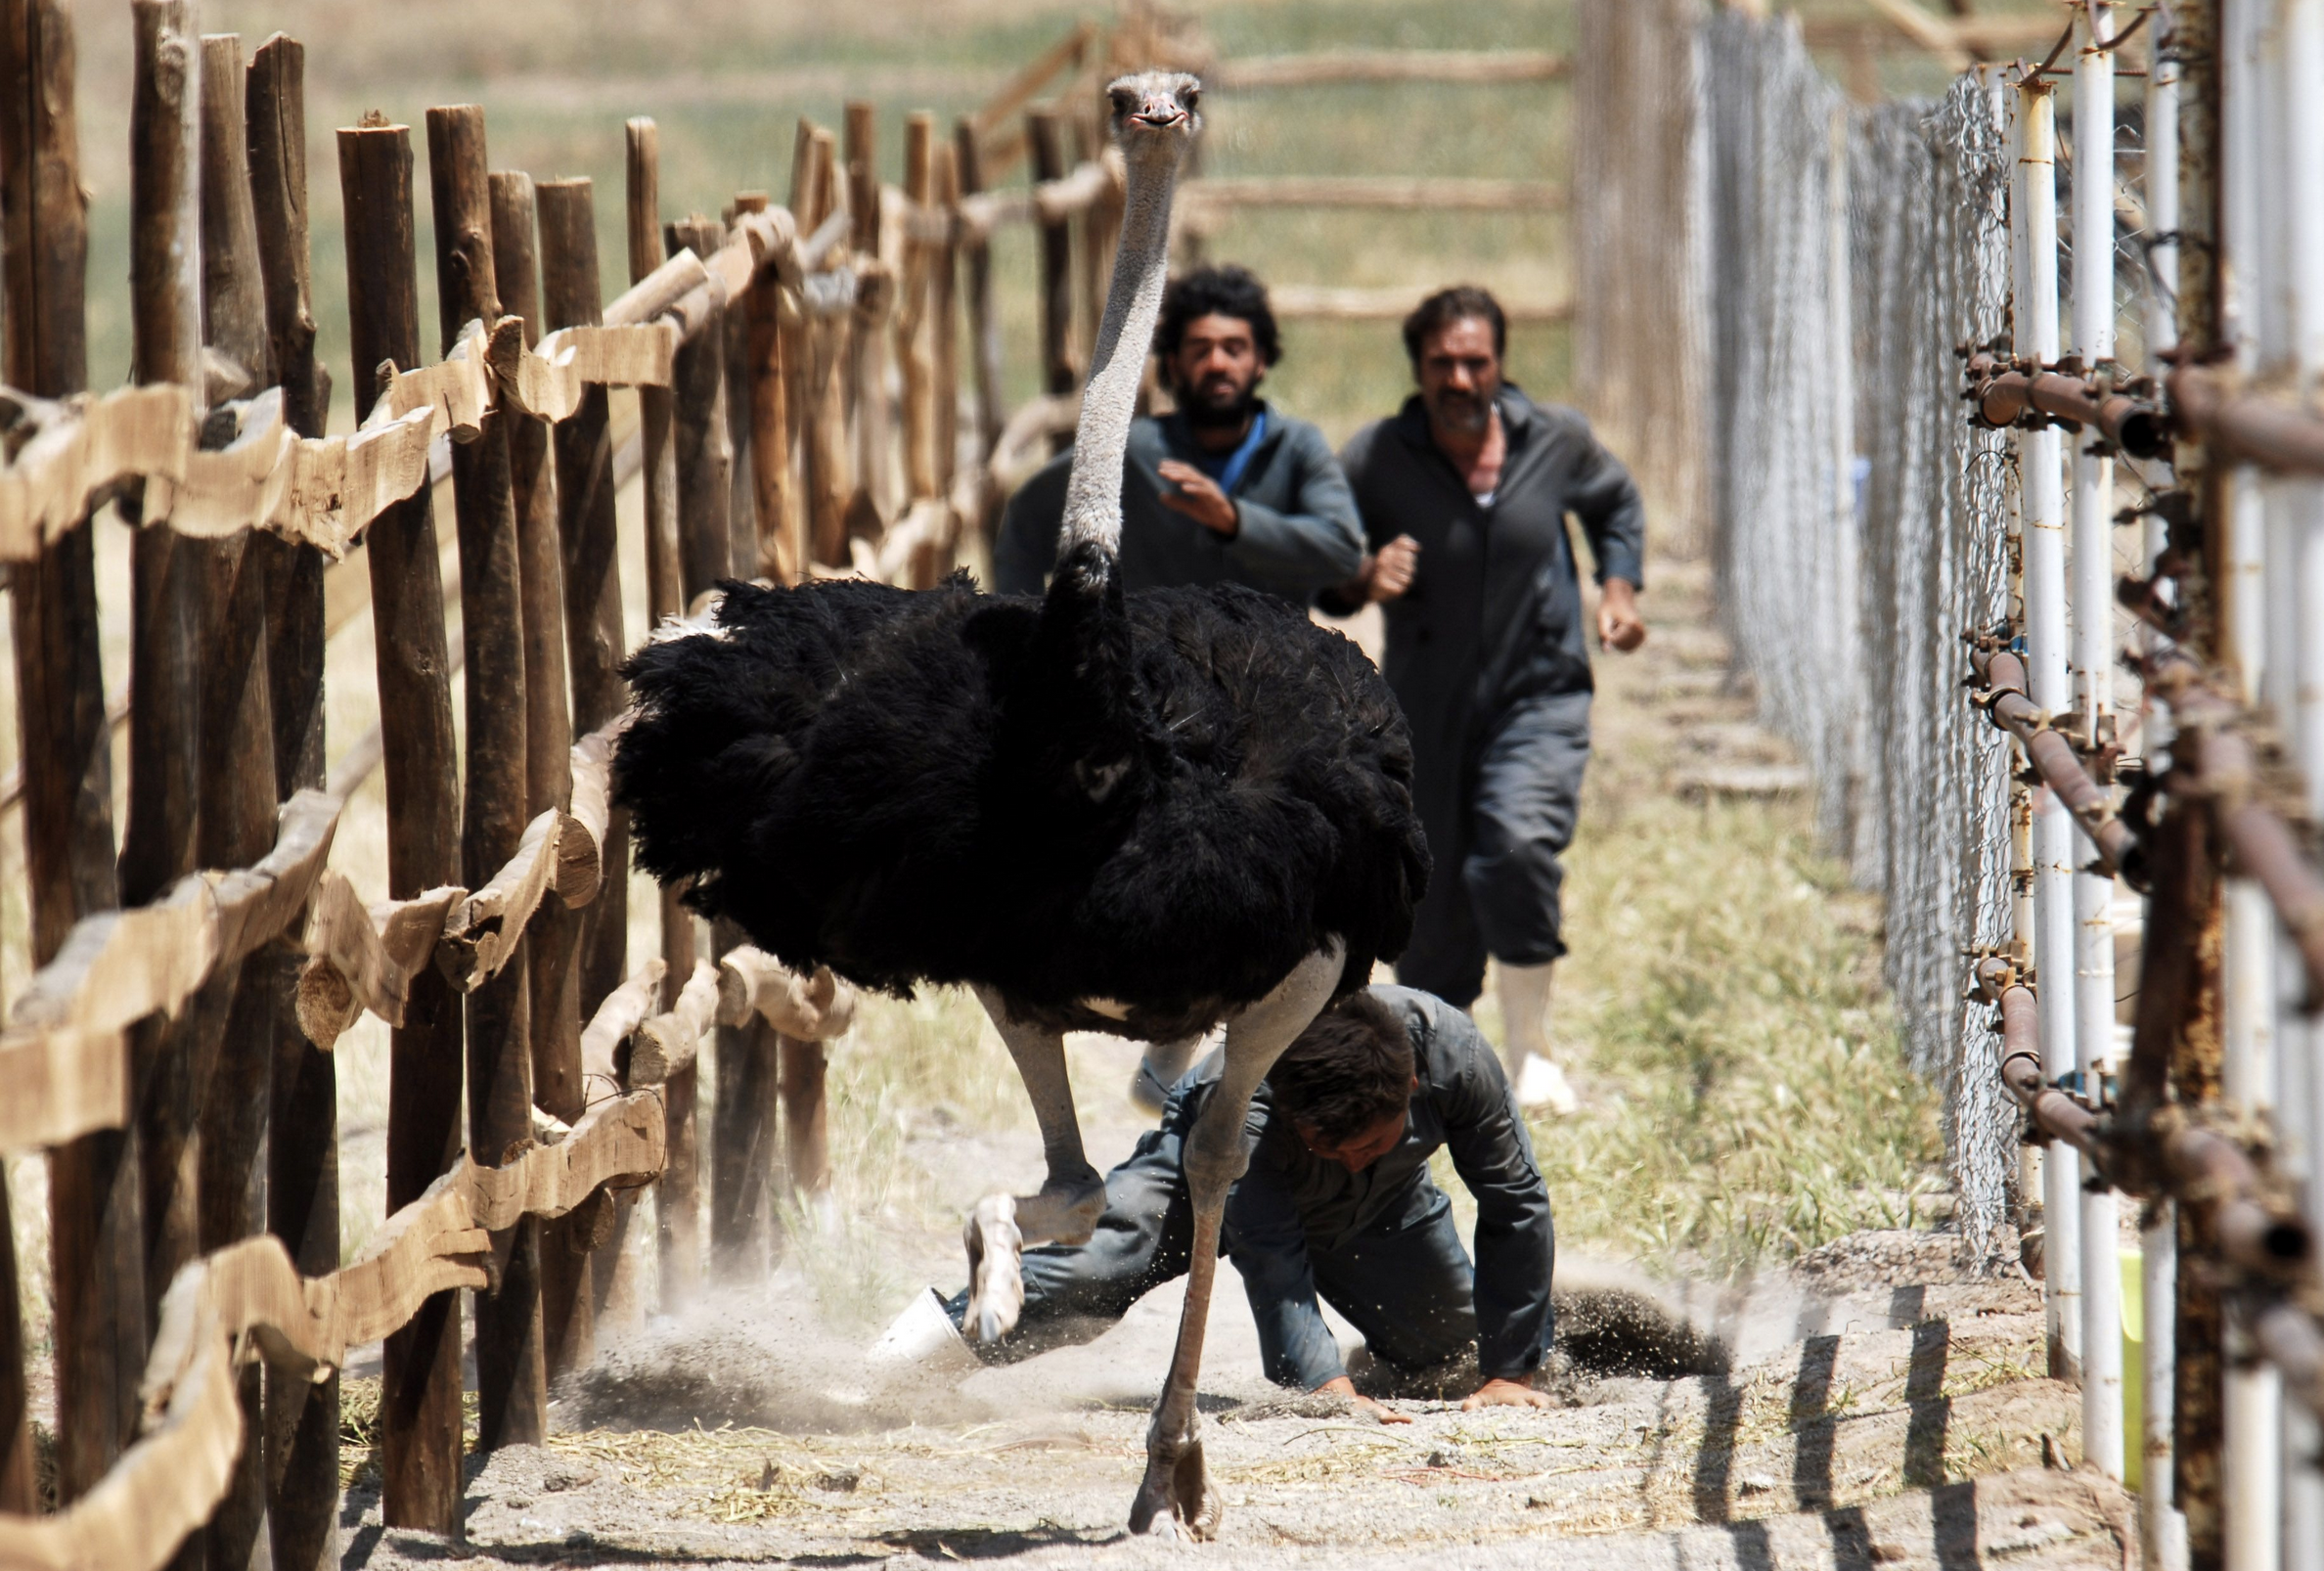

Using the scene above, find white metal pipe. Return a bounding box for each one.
[2220,2,2284,1564]
[2276,2,2324,1564]
[2144,1204,2187,1571]
[2019,75,2083,1374]
[2071,2,2124,1485]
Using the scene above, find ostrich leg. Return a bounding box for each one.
[1129,943,1345,1540]
[961,986,1108,1342]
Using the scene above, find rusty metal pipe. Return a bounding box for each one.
[2255,1303,2324,1421]
[1966,352,2172,460]
[1971,649,2138,876]
[1978,959,2105,1160]
[2168,363,2324,477]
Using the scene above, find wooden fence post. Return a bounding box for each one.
[196,33,280,1571]
[932,137,961,510]
[844,101,893,528]
[535,174,621,1368]
[899,114,937,519]
[801,124,850,567]
[737,190,799,584]
[708,920,778,1279]
[338,111,465,1534]
[628,118,698,1320]
[1028,107,1074,454]
[246,34,339,1571]
[427,102,544,1453]
[654,209,736,1310]
[492,166,593,1405]
[723,195,762,577]
[0,0,117,1514]
[954,119,1003,478]
[118,0,208,1509]
[781,1037,831,1200]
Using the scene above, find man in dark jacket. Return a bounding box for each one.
[1325,289,1647,1115]
[875,987,1559,1420]
[991,263,1363,605]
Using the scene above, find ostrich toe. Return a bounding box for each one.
[961,1194,1024,1344]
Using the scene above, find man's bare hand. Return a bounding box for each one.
[1597,577,1646,652]
[1156,459,1239,537]
[1366,534,1421,604]
[1460,1377,1557,1413]
[1315,1375,1411,1425]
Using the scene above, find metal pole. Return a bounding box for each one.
[2218,3,2284,1567]
[2142,25,2188,1571]
[2274,1,2324,1563]
[2019,72,2084,1377]
[2072,2,2126,1486]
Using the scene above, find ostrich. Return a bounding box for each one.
[614,72,1427,1537]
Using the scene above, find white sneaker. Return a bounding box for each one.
[1515,1055,1579,1115]
[868,1286,977,1376]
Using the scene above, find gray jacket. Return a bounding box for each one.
[1187,985,1555,1387]
[990,406,1364,601]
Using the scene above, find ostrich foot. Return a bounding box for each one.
[962,1195,1024,1344]
[1128,1412,1218,1540]
[961,1170,1104,1345]
[1011,1167,1106,1246]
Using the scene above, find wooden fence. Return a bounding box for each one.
[0,5,1602,1567]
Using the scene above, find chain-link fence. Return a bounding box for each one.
[1687,13,2019,1259]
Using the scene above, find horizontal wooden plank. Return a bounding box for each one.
[1269,284,1573,323]
[714,947,857,1042]
[1184,176,1566,212]
[1212,49,1568,90]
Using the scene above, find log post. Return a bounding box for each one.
[535,174,623,1364]
[120,0,206,1511]
[0,0,119,1514]
[932,138,961,505]
[658,210,733,1308]
[898,114,937,515]
[723,195,762,578]
[668,213,733,604]
[629,118,699,1316]
[781,1037,831,1199]
[339,112,465,1533]
[954,118,1002,476]
[843,102,892,526]
[246,36,337,1571]
[426,103,543,1454]
[196,34,279,1571]
[495,169,592,1390]
[802,125,850,567]
[1028,107,1074,454]
[708,919,778,1280]
[738,189,798,583]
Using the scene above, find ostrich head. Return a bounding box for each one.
[1053,70,1203,570]
[1106,70,1202,155]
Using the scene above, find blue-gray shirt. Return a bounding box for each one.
[991,405,1364,602]
[1175,986,1555,1387]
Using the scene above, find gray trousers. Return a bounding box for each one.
[943,1106,1487,1391]
[1398,692,1592,1009]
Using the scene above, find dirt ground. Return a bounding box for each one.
[328,565,2122,1568]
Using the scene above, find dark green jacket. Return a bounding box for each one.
[991,406,1364,602]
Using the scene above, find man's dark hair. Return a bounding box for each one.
[1402,286,1507,368]
[1265,992,1415,1145]
[1154,263,1283,368]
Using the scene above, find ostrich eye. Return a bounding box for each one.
[1181,88,1201,112]
[1110,88,1137,116]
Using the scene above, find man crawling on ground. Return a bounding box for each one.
[879,988,1558,1419]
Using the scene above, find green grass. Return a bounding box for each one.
[1513,789,1944,1273]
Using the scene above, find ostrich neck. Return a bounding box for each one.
[1057,143,1184,561]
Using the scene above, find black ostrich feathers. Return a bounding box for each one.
[614,549,1431,1042]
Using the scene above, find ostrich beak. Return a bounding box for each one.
[1131,102,1188,129]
